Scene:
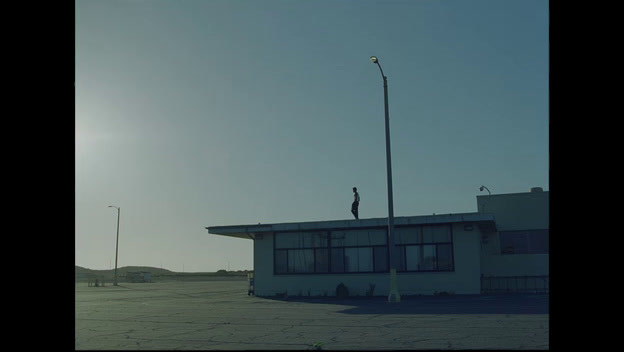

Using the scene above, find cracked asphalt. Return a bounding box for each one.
[75,280,549,350]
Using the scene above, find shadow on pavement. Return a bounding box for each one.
[260,294,549,315]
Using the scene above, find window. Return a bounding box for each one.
[331,229,386,246]
[405,245,436,271]
[528,230,549,253]
[288,249,314,273]
[275,231,328,249]
[395,227,422,244]
[373,246,388,272]
[331,229,387,273]
[275,229,388,274]
[500,230,549,254]
[330,248,345,273]
[395,225,451,244]
[396,225,454,272]
[405,245,421,271]
[275,250,288,274]
[274,226,455,274]
[275,232,328,274]
[315,248,329,272]
[344,247,373,272]
[397,246,406,271]
[436,244,454,270]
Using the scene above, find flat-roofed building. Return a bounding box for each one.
[207,188,548,297]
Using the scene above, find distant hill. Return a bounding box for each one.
[76,265,174,276]
[75,265,250,282]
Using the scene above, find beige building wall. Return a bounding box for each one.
[253,222,483,297]
[477,190,549,277]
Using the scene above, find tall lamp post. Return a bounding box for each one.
[108,205,121,286]
[370,56,400,302]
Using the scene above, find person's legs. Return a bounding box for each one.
[351,201,359,219]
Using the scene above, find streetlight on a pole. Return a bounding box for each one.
[479,185,491,213]
[108,205,120,286]
[370,56,400,302]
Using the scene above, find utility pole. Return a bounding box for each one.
[370,56,400,302]
[108,205,121,286]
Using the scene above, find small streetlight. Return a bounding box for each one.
[479,186,491,213]
[108,205,121,285]
[479,185,491,196]
[370,56,400,302]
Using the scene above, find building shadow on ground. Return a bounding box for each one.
[260,294,549,315]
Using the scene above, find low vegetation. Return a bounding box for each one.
[75,266,251,283]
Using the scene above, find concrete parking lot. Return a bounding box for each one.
[75,280,549,350]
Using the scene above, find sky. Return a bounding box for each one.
[75,0,549,272]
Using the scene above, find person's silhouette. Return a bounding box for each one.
[351,187,360,219]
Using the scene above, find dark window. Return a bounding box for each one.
[331,248,345,273]
[331,229,386,247]
[395,227,421,244]
[315,248,329,272]
[397,246,406,271]
[396,225,454,272]
[330,229,387,273]
[437,244,454,270]
[528,229,549,254]
[275,231,328,249]
[288,249,314,273]
[404,245,436,271]
[500,231,529,254]
[405,245,420,271]
[344,247,373,272]
[275,249,288,274]
[275,232,329,274]
[344,247,357,272]
[429,225,451,242]
[374,246,388,272]
[274,226,454,274]
[500,230,549,254]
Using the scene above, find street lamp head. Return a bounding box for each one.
[479,185,491,196]
[370,56,378,63]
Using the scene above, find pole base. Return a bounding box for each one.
[387,268,401,302]
[388,292,401,302]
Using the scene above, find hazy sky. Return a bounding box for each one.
[75,0,549,272]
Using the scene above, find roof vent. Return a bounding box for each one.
[530,187,543,193]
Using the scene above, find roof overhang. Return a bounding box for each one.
[206,212,497,239]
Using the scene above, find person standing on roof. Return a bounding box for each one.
[351,187,360,219]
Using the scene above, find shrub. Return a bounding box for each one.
[336,282,349,298]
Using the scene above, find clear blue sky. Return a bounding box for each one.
[75,0,549,272]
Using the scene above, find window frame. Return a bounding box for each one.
[274,228,389,275]
[395,224,455,273]
[499,229,549,255]
[273,224,456,275]
[274,231,329,274]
